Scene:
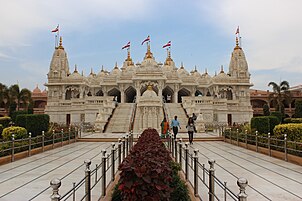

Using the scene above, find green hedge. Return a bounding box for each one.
[273,123,302,141]
[11,110,28,123]
[15,114,49,137]
[251,116,279,134]
[0,116,11,128]
[270,111,282,123]
[2,126,27,141]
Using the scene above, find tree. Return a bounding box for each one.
[268,81,291,115]
[263,104,270,116]
[0,83,9,112]
[294,100,302,118]
[8,84,32,111]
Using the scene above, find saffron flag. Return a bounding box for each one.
[235,26,239,35]
[122,41,130,50]
[51,25,59,33]
[141,35,150,45]
[162,41,171,48]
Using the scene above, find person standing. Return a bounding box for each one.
[186,117,196,144]
[170,116,181,139]
[160,117,169,139]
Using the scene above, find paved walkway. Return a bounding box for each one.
[0,133,301,200]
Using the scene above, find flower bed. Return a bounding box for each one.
[112,128,190,201]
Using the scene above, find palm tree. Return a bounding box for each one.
[268,81,291,114]
[8,84,32,111]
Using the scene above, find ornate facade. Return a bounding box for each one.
[45,36,253,129]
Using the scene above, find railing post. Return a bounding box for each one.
[118,138,122,166]
[42,131,45,152]
[255,131,258,153]
[11,134,15,162]
[50,178,61,201]
[111,143,116,182]
[61,129,63,147]
[175,138,178,163]
[245,130,248,148]
[237,177,248,201]
[52,130,55,149]
[268,133,271,156]
[125,134,129,155]
[185,142,189,181]
[236,129,239,146]
[68,127,71,144]
[179,138,183,168]
[171,136,175,157]
[209,159,216,201]
[28,133,32,156]
[168,131,171,152]
[193,149,199,196]
[284,134,288,161]
[84,159,91,201]
[122,136,125,160]
[101,150,107,197]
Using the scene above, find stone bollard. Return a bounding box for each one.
[61,129,63,147]
[268,133,271,156]
[28,132,32,156]
[50,178,61,201]
[284,134,288,161]
[208,159,216,201]
[255,131,258,152]
[11,134,15,162]
[236,129,239,146]
[68,127,71,144]
[52,130,55,149]
[122,136,126,160]
[237,177,248,201]
[42,131,45,152]
[84,159,91,201]
[111,143,116,181]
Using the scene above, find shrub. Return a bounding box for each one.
[0,116,11,128]
[0,124,3,137]
[251,116,279,134]
[15,114,49,137]
[11,110,28,123]
[118,128,173,200]
[284,118,302,124]
[2,126,27,141]
[273,123,302,141]
[294,100,302,118]
[270,111,282,123]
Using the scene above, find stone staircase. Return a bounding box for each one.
[164,103,188,133]
[105,103,134,133]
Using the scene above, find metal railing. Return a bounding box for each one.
[166,133,248,201]
[223,129,302,160]
[0,128,79,162]
[49,133,134,201]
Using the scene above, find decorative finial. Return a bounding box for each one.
[234,37,242,50]
[215,71,217,76]
[74,64,78,73]
[58,37,64,49]
[194,65,197,72]
[205,68,208,74]
[81,70,84,76]
[220,65,224,73]
[125,49,134,66]
[101,65,104,72]
[145,43,153,59]
[115,62,118,69]
[180,62,184,69]
[90,68,93,75]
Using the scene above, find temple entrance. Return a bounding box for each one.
[162,86,174,103]
[125,86,136,103]
[140,85,158,96]
[108,88,121,103]
[178,88,190,103]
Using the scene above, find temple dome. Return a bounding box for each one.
[142,86,157,98]
[33,85,41,94]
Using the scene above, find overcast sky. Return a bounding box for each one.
[0,0,301,91]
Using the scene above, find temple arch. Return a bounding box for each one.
[95,89,104,96]
[195,90,203,96]
[125,86,136,103]
[108,88,121,103]
[178,88,191,103]
[162,86,174,103]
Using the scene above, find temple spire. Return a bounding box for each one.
[220,65,224,73]
[74,64,78,73]
[58,36,64,49]
[145,43,153,59]
[180,62,184,69]
[164,48,173,65]
[125,48,134,66]
[234,37,242,50]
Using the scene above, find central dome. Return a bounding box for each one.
[142,85,157,98]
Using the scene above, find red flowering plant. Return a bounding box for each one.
[118,128,173,201]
